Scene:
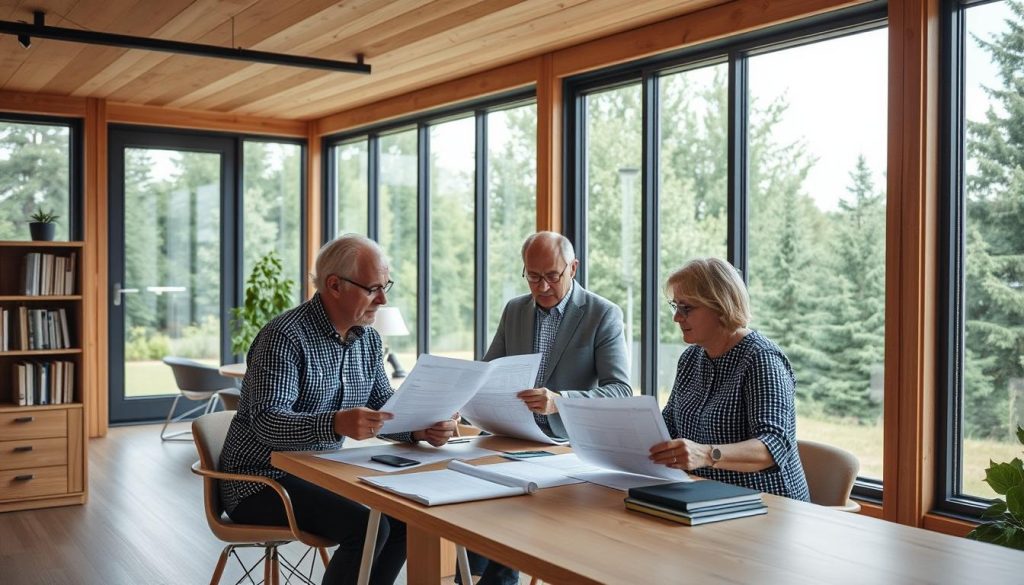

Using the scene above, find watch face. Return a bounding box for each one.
[712,447,722,461]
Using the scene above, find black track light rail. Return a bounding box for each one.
[0,11,370,74]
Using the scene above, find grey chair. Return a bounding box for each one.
[191,411,333,585]
[798,439,862,512]
[161,357,236,442]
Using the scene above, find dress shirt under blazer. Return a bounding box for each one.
[483,282,632,438]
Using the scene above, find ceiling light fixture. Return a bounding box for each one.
[0,11,370,74]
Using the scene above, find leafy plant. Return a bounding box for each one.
[29,208,58,223]
[966,426,1024,550]
[230,251,295,357]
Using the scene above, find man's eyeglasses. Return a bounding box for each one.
[522,263,570,285]
[668,300,698,317]
[336,275,393,296]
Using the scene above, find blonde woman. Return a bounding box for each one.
[648,257,809,500]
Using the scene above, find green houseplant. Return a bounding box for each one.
[966,426,1024,550]
[28,208,58,241]
[230,251,295,357]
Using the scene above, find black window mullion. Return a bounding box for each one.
[229,138,243,360]
[565,92,588,285]
[475,112,489,360]
[322,136,337,242]
[368,135,379,240]
[417,125,430,357]
[727,52,749,280]
[640,73,659,397]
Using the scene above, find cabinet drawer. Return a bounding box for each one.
[0,466,68,500]
[0,438,67,470]
[0,410,67,440]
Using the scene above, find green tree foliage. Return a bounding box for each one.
[964,0,1024,440]
[0,121,70,240]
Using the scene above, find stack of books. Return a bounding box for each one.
[625,480,766,525]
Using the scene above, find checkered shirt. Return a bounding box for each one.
[662,330,810,501]
[532,281,574,432]
[219,293,412,513]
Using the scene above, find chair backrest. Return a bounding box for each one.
[798,439,860,508]
[163,356,236,393]
[192,411,236,519]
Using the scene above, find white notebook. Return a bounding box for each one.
[360,460,543,506]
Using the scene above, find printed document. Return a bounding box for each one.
[316,441,498,472]
[556,396,690,484]
[360,459,540,506]
[459,354,562,443]
[378,354,539,434]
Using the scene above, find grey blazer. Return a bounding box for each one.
[483,282,632,438]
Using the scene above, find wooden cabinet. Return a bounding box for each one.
[0,241,87,512]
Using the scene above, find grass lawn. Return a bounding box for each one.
[124,359,219,398]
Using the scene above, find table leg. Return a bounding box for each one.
[406,524,442,585]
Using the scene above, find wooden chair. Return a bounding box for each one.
[161,357,235,441]
[191,411,334,585]
[798,439,862,512]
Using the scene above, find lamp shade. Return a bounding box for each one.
[373,306,410,336]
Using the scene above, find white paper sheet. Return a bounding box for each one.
[555,396,690,483]
[459,354,561,443]
[359,459,538,506]
[316,442,498,472]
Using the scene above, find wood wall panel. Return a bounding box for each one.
[884,0,940,526]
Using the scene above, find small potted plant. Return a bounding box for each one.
[966,426,1024,550]
[28,208,58,241]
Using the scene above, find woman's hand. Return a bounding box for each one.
[649,438,712,470]
[412,417,458,447]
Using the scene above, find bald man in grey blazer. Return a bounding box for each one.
[459,231,632,585]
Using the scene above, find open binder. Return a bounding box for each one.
[359,460,539,506]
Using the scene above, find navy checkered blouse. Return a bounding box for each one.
[662,330,810,500]
[219,293,412,513]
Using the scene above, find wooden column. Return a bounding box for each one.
[306,121,322,298]
[84,97,109,439]
[536,54,563,233]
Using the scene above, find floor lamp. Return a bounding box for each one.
[374,307,410,378]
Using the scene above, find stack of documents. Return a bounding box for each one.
[624,480,766,525]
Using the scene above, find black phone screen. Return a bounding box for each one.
[370,454,420,467]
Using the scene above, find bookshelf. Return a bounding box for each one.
[0,241,87,512]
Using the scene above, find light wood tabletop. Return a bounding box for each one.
[272,436,1024,585]
[218,362,246,379]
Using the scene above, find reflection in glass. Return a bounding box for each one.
[123,148,221,398]
[429,118,476,359]
[243,141,302,305]
[378,130,418,364]
[961,0,1021,499]
[0,120,71,241]
[657,64,729,405]
[335,139,369,236]
[487,105,537,343]
[583,84,642,393]
[747,29,887,482]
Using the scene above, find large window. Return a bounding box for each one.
[0,115,79,241]
[944,0,1024,506]
[328,97,537,364]
[568,9,887,494]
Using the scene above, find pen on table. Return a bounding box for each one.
[448,437,472,444]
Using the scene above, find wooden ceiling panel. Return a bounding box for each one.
[0,0,731,121]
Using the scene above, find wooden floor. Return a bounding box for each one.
[0,421,452,585]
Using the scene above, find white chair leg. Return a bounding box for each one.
[456,545,473,585]
[161,394,217,441]
[356,509,382,585]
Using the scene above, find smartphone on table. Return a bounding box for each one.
[500,450,555,461]
[370,454,420,467]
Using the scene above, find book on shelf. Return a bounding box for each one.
[624,497,767,525]
[12,359,76,406]
[627,479,763,512]
[20,252,77,296]
[359,459,539,506]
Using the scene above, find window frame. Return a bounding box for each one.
[563,3,889,501]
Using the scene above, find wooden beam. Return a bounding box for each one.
[0,90,88,116]
[316,58,539,136]
[884,0,940,526]
[106,102,306,137]
[84,97,109,438]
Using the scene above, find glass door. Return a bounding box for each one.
[108,128,237,423]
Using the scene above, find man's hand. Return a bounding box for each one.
[334,407,393,440]
[517,387,559,415]
[649,438,711,470]
[412,417,458,447]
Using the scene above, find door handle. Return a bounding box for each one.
[113,282,139,307]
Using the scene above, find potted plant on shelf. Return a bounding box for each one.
[966,426,1024,550]
[230,251,295,358]
[28,208,58,241]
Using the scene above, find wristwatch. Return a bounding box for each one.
[710,446,722,467]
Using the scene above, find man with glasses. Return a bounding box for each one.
[457,231,631,585]
[220,234,458,585]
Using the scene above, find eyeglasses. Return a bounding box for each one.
[336,275,393,296]
[522,263,570,285]
[668,300,698,317]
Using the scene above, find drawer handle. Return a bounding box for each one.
[13,445,33,452]
[14,474,35,481]
[14,416,35,423]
